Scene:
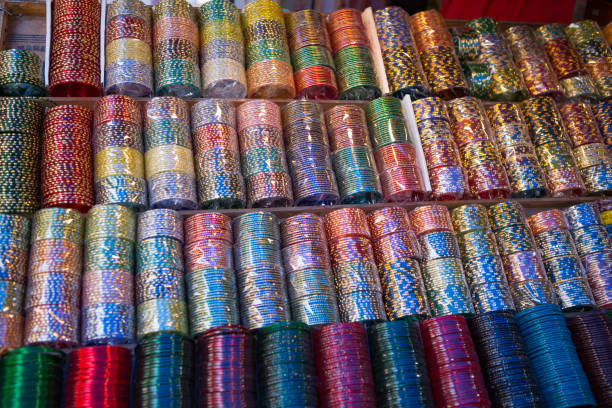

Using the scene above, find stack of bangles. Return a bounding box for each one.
[49,0,102,96]
[325,105,382,204]
[447,96,511,199]
[281,100,339,206]
[104,0,153,97]
[198,0,246,98]
[566,20,612,99]
[93,95,147,209]
[145,96,197,210]
[506,25,563,100]
[374,7,429,100]
[286,9,338,99]
[536,23,598,102]
[24,208,85,348]
[191,99,245,209]
[0,49,46,96]
[521,96,586,197]
[237,100,293,207]
[152,0,201,97]
[327,8,380,100]
[411,10,468,99]
[41,105,95,212]
[412,97,468,200]
[242,0,295,98]
[365,97,426,202]
[559,102,612,194]
[592,100,612,150]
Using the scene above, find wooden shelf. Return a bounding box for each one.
[178,196,605,219]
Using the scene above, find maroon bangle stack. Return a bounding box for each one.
[41,105,94,212]
[49,0,102,96]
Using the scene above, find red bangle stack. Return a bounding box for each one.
[41,105,94,212]
[49,0,102,96]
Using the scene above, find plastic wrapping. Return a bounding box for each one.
[145,97,196,209]
[374,7,429,99]
[282,101,339,206]
[198,0,246,98]
[136,209,188,339]
[105,1,153,97]
[25,208,84,348]
[411,10,468,99]
[242,0,295,98]
[447,97,511,199]
[237,100,292,207]
[328,9,381,100]
[152,0,201,97]
[412,97,469,200]
[233,212,289,330]
[521,96,586,197]
[566,20,612,98]
[287,10,338,99]
[184,213,239,336]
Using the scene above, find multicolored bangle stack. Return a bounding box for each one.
[192,99,245,209]
[451,27,480,62]
[327,8,380,100]
[325,104,381,204]
[564,202,612,309]
[256,322,318,407]
[411,10,468,99]
[409,205,474,316]
[559,102,612,194]
[286,10,338,99]
[242,0,295,98]
[313,323,376,407]
[0,50,45,96]
[374,7,429,100]
[367,207,429,320]
[600,198,612,239]
[82,205,136,345]
[527,209,595,311]
[135,209,188,339]
[485,102,549,198]
[25,208,84,348]
[0,98,44,214]
[521,96,586,197]
[198,0,246,98]
[105,0,153,97]
[536,24,598,102]
[197,326,256,407]
[233,212,289,330]
[412,97,469,200]
[467,17,527,101]
[447,96,511,199]
[566,20,612,99]
[152,0,201,97]
[281,100,339,206]
[365,97,426,202]
[93,95,147,209]
[506,25,563,100]
[0,214,29,352]
[49,0,101,96]
[592,99,612,151]
[280,213,340,325]
[41,105,95,212]
[144,96,197,209]
[323,208,386,322]
[451,204,515,314]
[488,201,555,310]
[184,212,239,336]
[237,100,293,207]
[420,315,490,407]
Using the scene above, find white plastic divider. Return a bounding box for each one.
[44,0,51,86]
[361,7,389,95]
[401,94,432,193]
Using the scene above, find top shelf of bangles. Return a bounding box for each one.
[2,0,610,102]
